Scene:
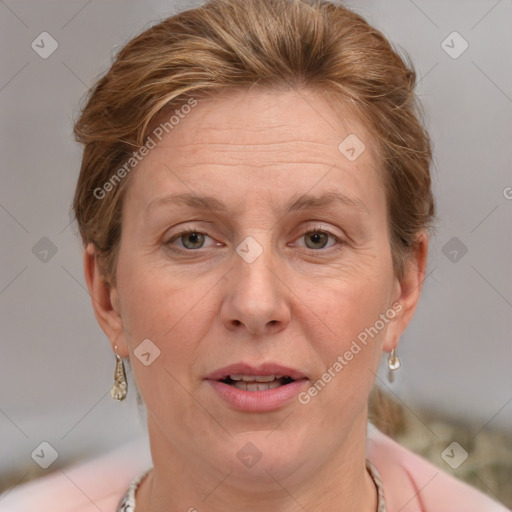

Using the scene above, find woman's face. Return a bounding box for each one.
[89,88,424,484]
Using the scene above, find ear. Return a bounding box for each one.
[83,243,129,357]
[382,232,429,352]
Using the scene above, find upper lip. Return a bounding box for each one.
[205,362,307,381]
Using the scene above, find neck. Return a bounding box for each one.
[136,414,377,512]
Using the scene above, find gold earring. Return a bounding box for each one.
[110,345,127,401]
[387,348,401,383]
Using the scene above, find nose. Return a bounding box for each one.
[220,242,291,337]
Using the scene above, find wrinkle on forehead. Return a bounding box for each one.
[126,88,384,224]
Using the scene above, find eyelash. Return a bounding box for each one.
[165,225,344,254]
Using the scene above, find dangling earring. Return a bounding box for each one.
[387,348,401,383]
[110,345,127,401]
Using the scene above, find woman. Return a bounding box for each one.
[3,0,508,511]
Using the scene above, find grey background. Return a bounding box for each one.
[1,0,511,495]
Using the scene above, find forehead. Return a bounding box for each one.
[125,87,383,214]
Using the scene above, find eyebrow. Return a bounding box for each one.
[146,190,367,215]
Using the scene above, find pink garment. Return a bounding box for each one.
[1,426,509,511]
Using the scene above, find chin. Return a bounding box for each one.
[214,428,309,481]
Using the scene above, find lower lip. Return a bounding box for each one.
[207,379,308,412]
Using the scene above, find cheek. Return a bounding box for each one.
[115,259,222,387]
[283,274,394,436]
[115,265,218,425]
[117,249,213,335]
[306,278,391,356]
[297,256,395,387]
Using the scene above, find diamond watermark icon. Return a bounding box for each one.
[32,237,58,263]
[338,134,366,162]
[236,236,263,264]
[31,441,59,469]
[134,338,161,366]
[237,442,263,468]
[441,442,468,469]
[31,32,59,59]
[441,32,468,59]
[442,236,468,263]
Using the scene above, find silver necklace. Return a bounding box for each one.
[117,460,386,512]
[366,459,387,512]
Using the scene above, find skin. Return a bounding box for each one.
[84,87,428,512]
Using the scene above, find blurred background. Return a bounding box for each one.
[1,0,511,507]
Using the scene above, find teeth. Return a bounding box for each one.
[232,380,283,391]
[229,375,280,382]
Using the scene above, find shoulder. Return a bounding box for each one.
[0,438,151,512]
[367,424,510,512]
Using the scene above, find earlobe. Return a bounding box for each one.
[382,232,429,352]
[83,243,128,355]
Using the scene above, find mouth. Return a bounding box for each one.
[205,362,308,412]
[219,374,296,391]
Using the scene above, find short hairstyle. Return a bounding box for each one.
[73,0,434,285]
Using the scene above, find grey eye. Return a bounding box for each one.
[180,232,206,249]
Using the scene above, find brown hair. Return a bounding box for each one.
[73,0,434,285]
